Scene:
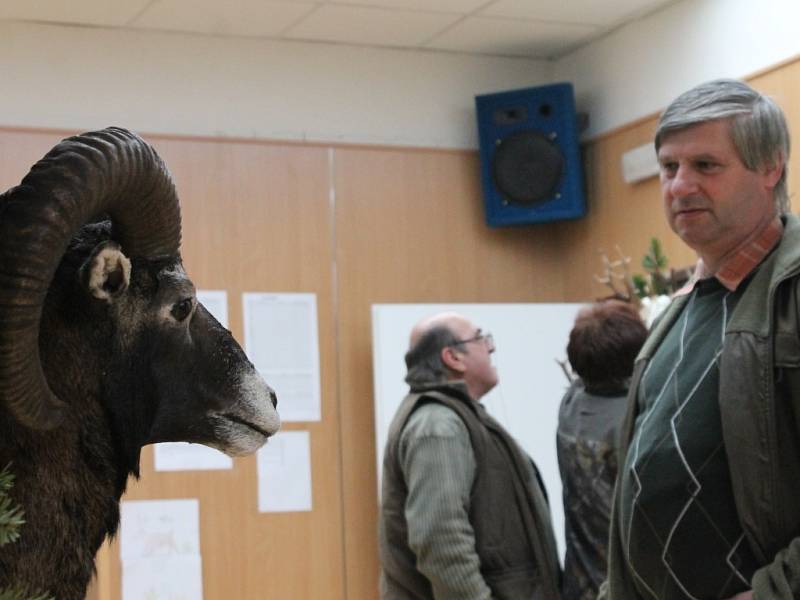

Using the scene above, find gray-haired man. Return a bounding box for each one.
[604,79,798,600]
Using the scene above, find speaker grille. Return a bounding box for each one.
[492,130,564,206]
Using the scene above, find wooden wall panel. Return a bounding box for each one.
[333,147,569,598]
[749,60,800,216]
[0,128,69,190]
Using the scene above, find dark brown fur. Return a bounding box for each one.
[0,222,268,598]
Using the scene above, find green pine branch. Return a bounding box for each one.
[631,273,650,299]
[0,589,52,600]
[0,465,23,547]
[641,237,669,272]
[0,465,53,600]
[638,237,677,296]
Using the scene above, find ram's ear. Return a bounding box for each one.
[79,241,131,301]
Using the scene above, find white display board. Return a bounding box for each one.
[372,303,585,561]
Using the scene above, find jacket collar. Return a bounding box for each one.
[728,213,800,336]
[768,213,800,284]
[409,380,473,402]
[638,214,800,357]
[676,217,783,294]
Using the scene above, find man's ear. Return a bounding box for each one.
[762,157,785,191]
[441,346,465,374]
[78,241,131,301]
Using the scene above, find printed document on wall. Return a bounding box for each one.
[119,498,203,599]
[196,289,229,328]
[257,430,313,512]
[154,442,233,472]
[154,289,232,471]
[243,292,321,422]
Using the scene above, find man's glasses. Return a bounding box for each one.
[450,332,494,351]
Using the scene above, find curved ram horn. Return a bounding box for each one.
[0,127,182,430]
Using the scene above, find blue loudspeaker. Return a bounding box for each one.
[475,83,586,227]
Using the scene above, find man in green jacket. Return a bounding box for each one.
[379,311,561,599]
[603,79,800,600]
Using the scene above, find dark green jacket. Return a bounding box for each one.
[380,383,561,600]
[604,214,800,600]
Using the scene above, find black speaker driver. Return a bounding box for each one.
[492,130,565,206]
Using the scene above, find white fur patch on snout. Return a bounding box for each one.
[88,246,131,300]
[217,371,281,456]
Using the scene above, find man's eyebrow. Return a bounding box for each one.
[692,153,722,162]
[657,151,721,163]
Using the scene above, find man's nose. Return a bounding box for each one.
[669,165,699,197]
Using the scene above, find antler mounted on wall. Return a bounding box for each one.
[593,246,639,306]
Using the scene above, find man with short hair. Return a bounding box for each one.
[603,79,798,600]
[379,311,561,600]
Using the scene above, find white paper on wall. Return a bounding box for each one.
[257,430,312,513]
[120,498,204,600]
[196,289,229,329]
[122,554,203,600]
[154,442,233,472]
[120,499,200,560]
[243,292,321,422]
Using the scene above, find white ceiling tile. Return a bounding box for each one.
[327,0,488,13]
[0,0,681,59]
[0,0,152,26]
[284,5,462,47]
[426,16,599,58]
[131,0,317,37]
[480,0,675,27]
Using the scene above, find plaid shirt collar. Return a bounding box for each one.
[675,217,783,296]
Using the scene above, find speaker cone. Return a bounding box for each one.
[492,130,564,206]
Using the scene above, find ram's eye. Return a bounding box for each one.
[171,298,193,322]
